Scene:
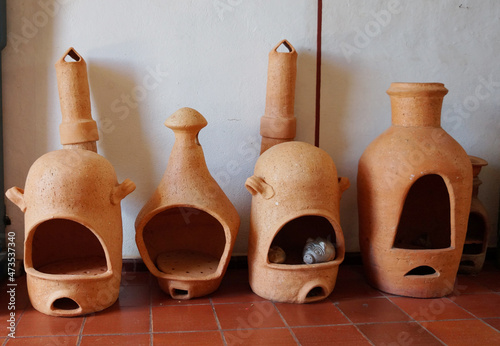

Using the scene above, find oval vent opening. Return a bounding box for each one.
[404,266,437,277]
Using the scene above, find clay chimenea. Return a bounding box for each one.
[6,48,136,316]
[135,107,240,300]
[245,40,349,303]
[358,83,472,298]
[459,156,489,274]
[246,142,349,303]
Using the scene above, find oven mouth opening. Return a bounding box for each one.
[143,207,226,279]
[268,215,338,265]
[29,219,108,276]
[393,174,451,250]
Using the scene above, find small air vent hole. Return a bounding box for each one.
[306,287,325,299]
[52,298,80,311]
[404,266,437,276]
[172,289,189,298]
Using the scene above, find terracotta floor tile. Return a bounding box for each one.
[152,304,218,332]
[483,318,500,331]
[214,302,284,330]
[223,328,296,346]
[483,318,500,332]
[474,271,500,292]
[0,278,31,313]
[5,335,79,345]
[453,274,492,294]
[336,265,366,281]
[15,308,83,337]
[121,271,152,286]
[82,304,150,335]
[80,333,151,345]
[117,284,151,307]
[424,319,500,345]
[150,281,211,306]
[389,296,473,321]
[0,310,18,338]
[292,325,371,345]
[210,282,266,304]
[358,322,442,346]
[337,297,411,323]
[452,293,500,318]
[329,277,384,302]
[275,300,349,326]
[153,331,224,345]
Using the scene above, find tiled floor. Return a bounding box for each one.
[1,262,499,345]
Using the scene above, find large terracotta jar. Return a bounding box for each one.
[135,107,240,300]
[459,156,489,274]
[246,141,349,303]
[358,83,472,298]
[5,48,135,316]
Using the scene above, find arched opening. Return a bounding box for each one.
[31,219,108,275]
[269,216,337,265]
[52,298,80,311]
[393,175,451,250]
[463,212,487,255]
[143,207,226,278]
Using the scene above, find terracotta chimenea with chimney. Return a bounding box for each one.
[358,82,472,298]
[245,40,349,303]
[6,48,135,316]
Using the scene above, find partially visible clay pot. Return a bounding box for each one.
[358,83,472,298]
[459,156,489,274]
[5,48,135,316]
[135,107,240,300]
[246,141,349,303]
[260,39,297,154]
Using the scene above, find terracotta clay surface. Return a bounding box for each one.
[459,156,489,275]
[135,107,240,300]
[358,83,473,298]
[246,141,349,303]
[260,39,297,154]
[5,48,135,316]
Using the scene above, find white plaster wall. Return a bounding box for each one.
[2,0,317,258]
[321,0,500,250]
[2,0,499,258]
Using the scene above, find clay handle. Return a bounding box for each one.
[6,187,26,212]
[245,176,275,200]
[111,179,136,205]
[338,177,350,194]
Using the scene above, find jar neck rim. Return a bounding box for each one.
[387,82,448,97]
